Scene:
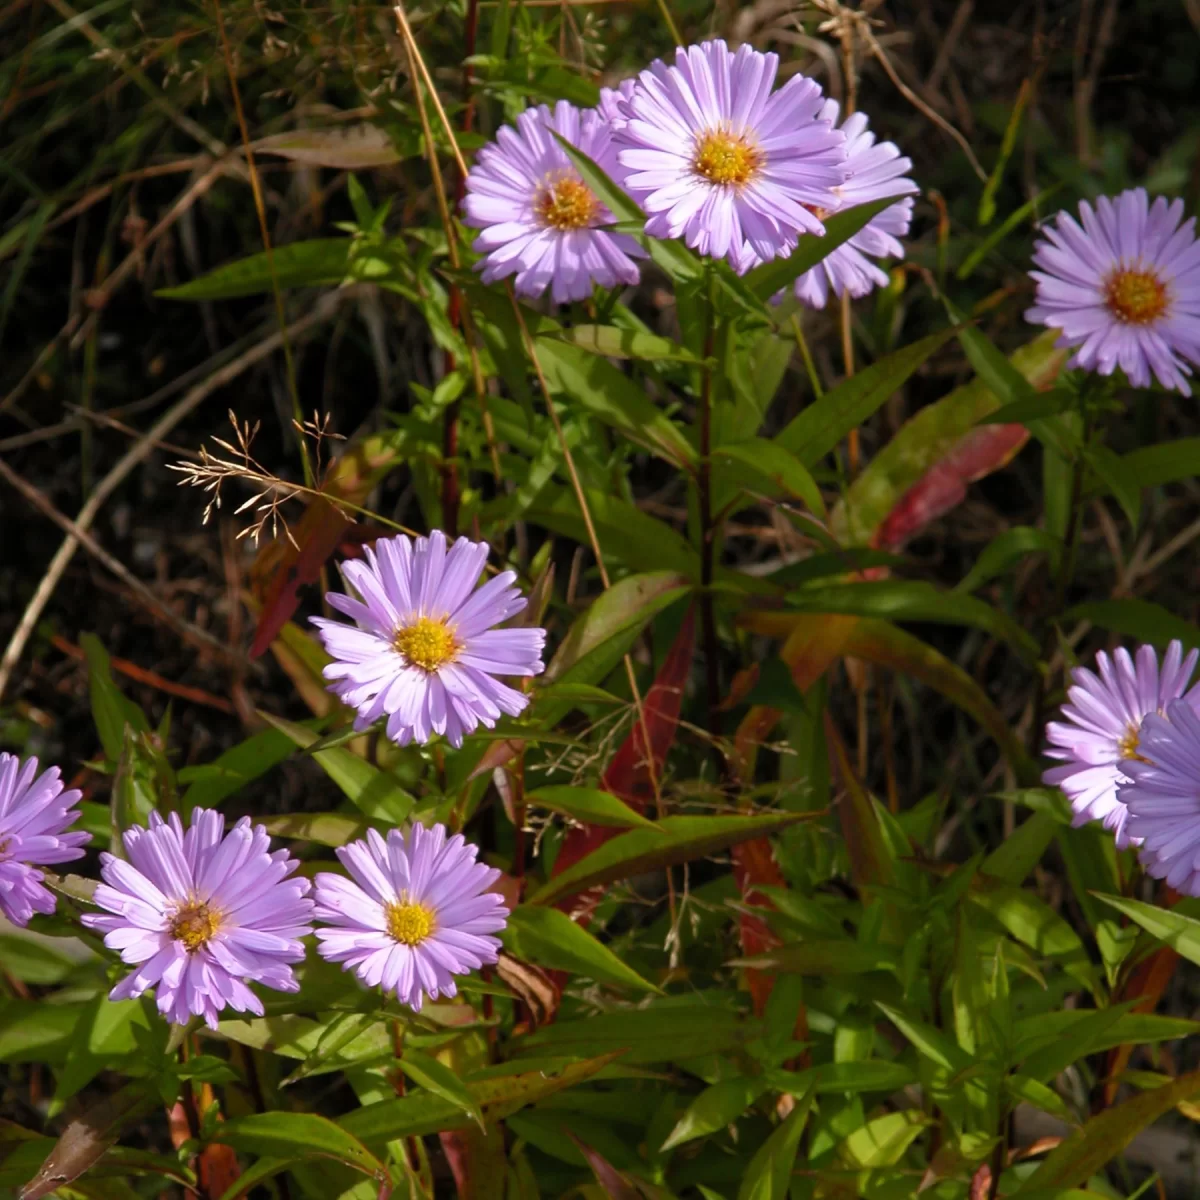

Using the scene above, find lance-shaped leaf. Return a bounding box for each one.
[503,905,660,992]
[157,239,354,301]
[19,1083,159,1200]
[744,199,895,302]
[737,1086,815,1200]
[713,438,825,516]
[259,711,415,823]
[255,125,406,168]
[526,786,660,830]
[1013,1067,1200,1193]
[838,618,1038,782]
[529,811,817,907]
[549,323,701,362]
[777,328,959,468]
[661,1076,770,1152]
[829,329,1066,547]
[211,1112,384,1178]
[1064,598,1200,654]
[342,1052,622,1143]
[765,579,1039,660]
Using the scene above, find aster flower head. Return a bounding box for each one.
[1026,187,1200,394]
[313,823,507,1010]
[615,39,847,273]
[0,753,89,927]
[82,809,313,1029]
[1120,700,1200,893]
[462,99,644,304]
[597,78,637,127]
[1043,640,1200,848]
[312,532,546,750]
[788,99,917,309]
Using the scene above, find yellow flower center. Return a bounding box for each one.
[534,172,600,231]
[1117,724,1151,763]
[168,901,221,952]
[385,900,435,946]
[1104,268,1168,325]
[394,616,458,673]
[692,129,763,188]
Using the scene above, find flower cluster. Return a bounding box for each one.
[0,779,506,1026]
[463,38,917,299]
[0,530,529,1029]
[1043,639,1200,890]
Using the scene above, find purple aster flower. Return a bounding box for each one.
[788,99,917,309]
[1120,700,1200,891]
[0,753,89,927]
[614,39,847,273]
[82,809,313,1029]
[1043,640,1200,848]
[1026,187,1200,394]
[313,822,507,1010]
[597,78,637,127]
[312,531,546,749]
[462,99,644,304]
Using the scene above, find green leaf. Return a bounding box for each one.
[213,1112,383,1177]
[729,940,898,975]
[713,439,825,515]
[776,329,959,467]
[527,812,816,907]
[782,580,1040,660]
[525,785,659,830]
[0,935,84,984]
[535,337,697,467]
[156,239,353,300]
[1117,438,1200,489]
[179,726,307,812]
[837,1109,929,1168]
[1083,441,1141,527]
[550,323,699,362]
[80,634,149,761]
[502,905,660,992]
[528,488,700,580]
[957,183,1064,279]
[342,1053,621,1142]
[875,1002,970,1073]
[736,1087,814,1200]
[744,199,895,302]
[1014,1067,1200,1192]
[1064,598,1200,653]
[956,526,1061,593]
[1094,893,1200,968]
[398,1048,485,1129]
[258,812,370,847]
[660,1077,768,1152]
[771,1060,918,1096]
[510,1002,757,1065]
[258,711,415,823]
[981,811,1058,884]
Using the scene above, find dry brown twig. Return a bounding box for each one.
[0,291,348,704]
[806,0,987,181]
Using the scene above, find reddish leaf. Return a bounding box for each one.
[732,836,786,1017]
[874,423,1029,551]
[567,1134,642,1200]
[249,434,402,658]
[438,1124,508,1199]
[550,606,696,911]
[733,613,859,777]
[250,499,352,657]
